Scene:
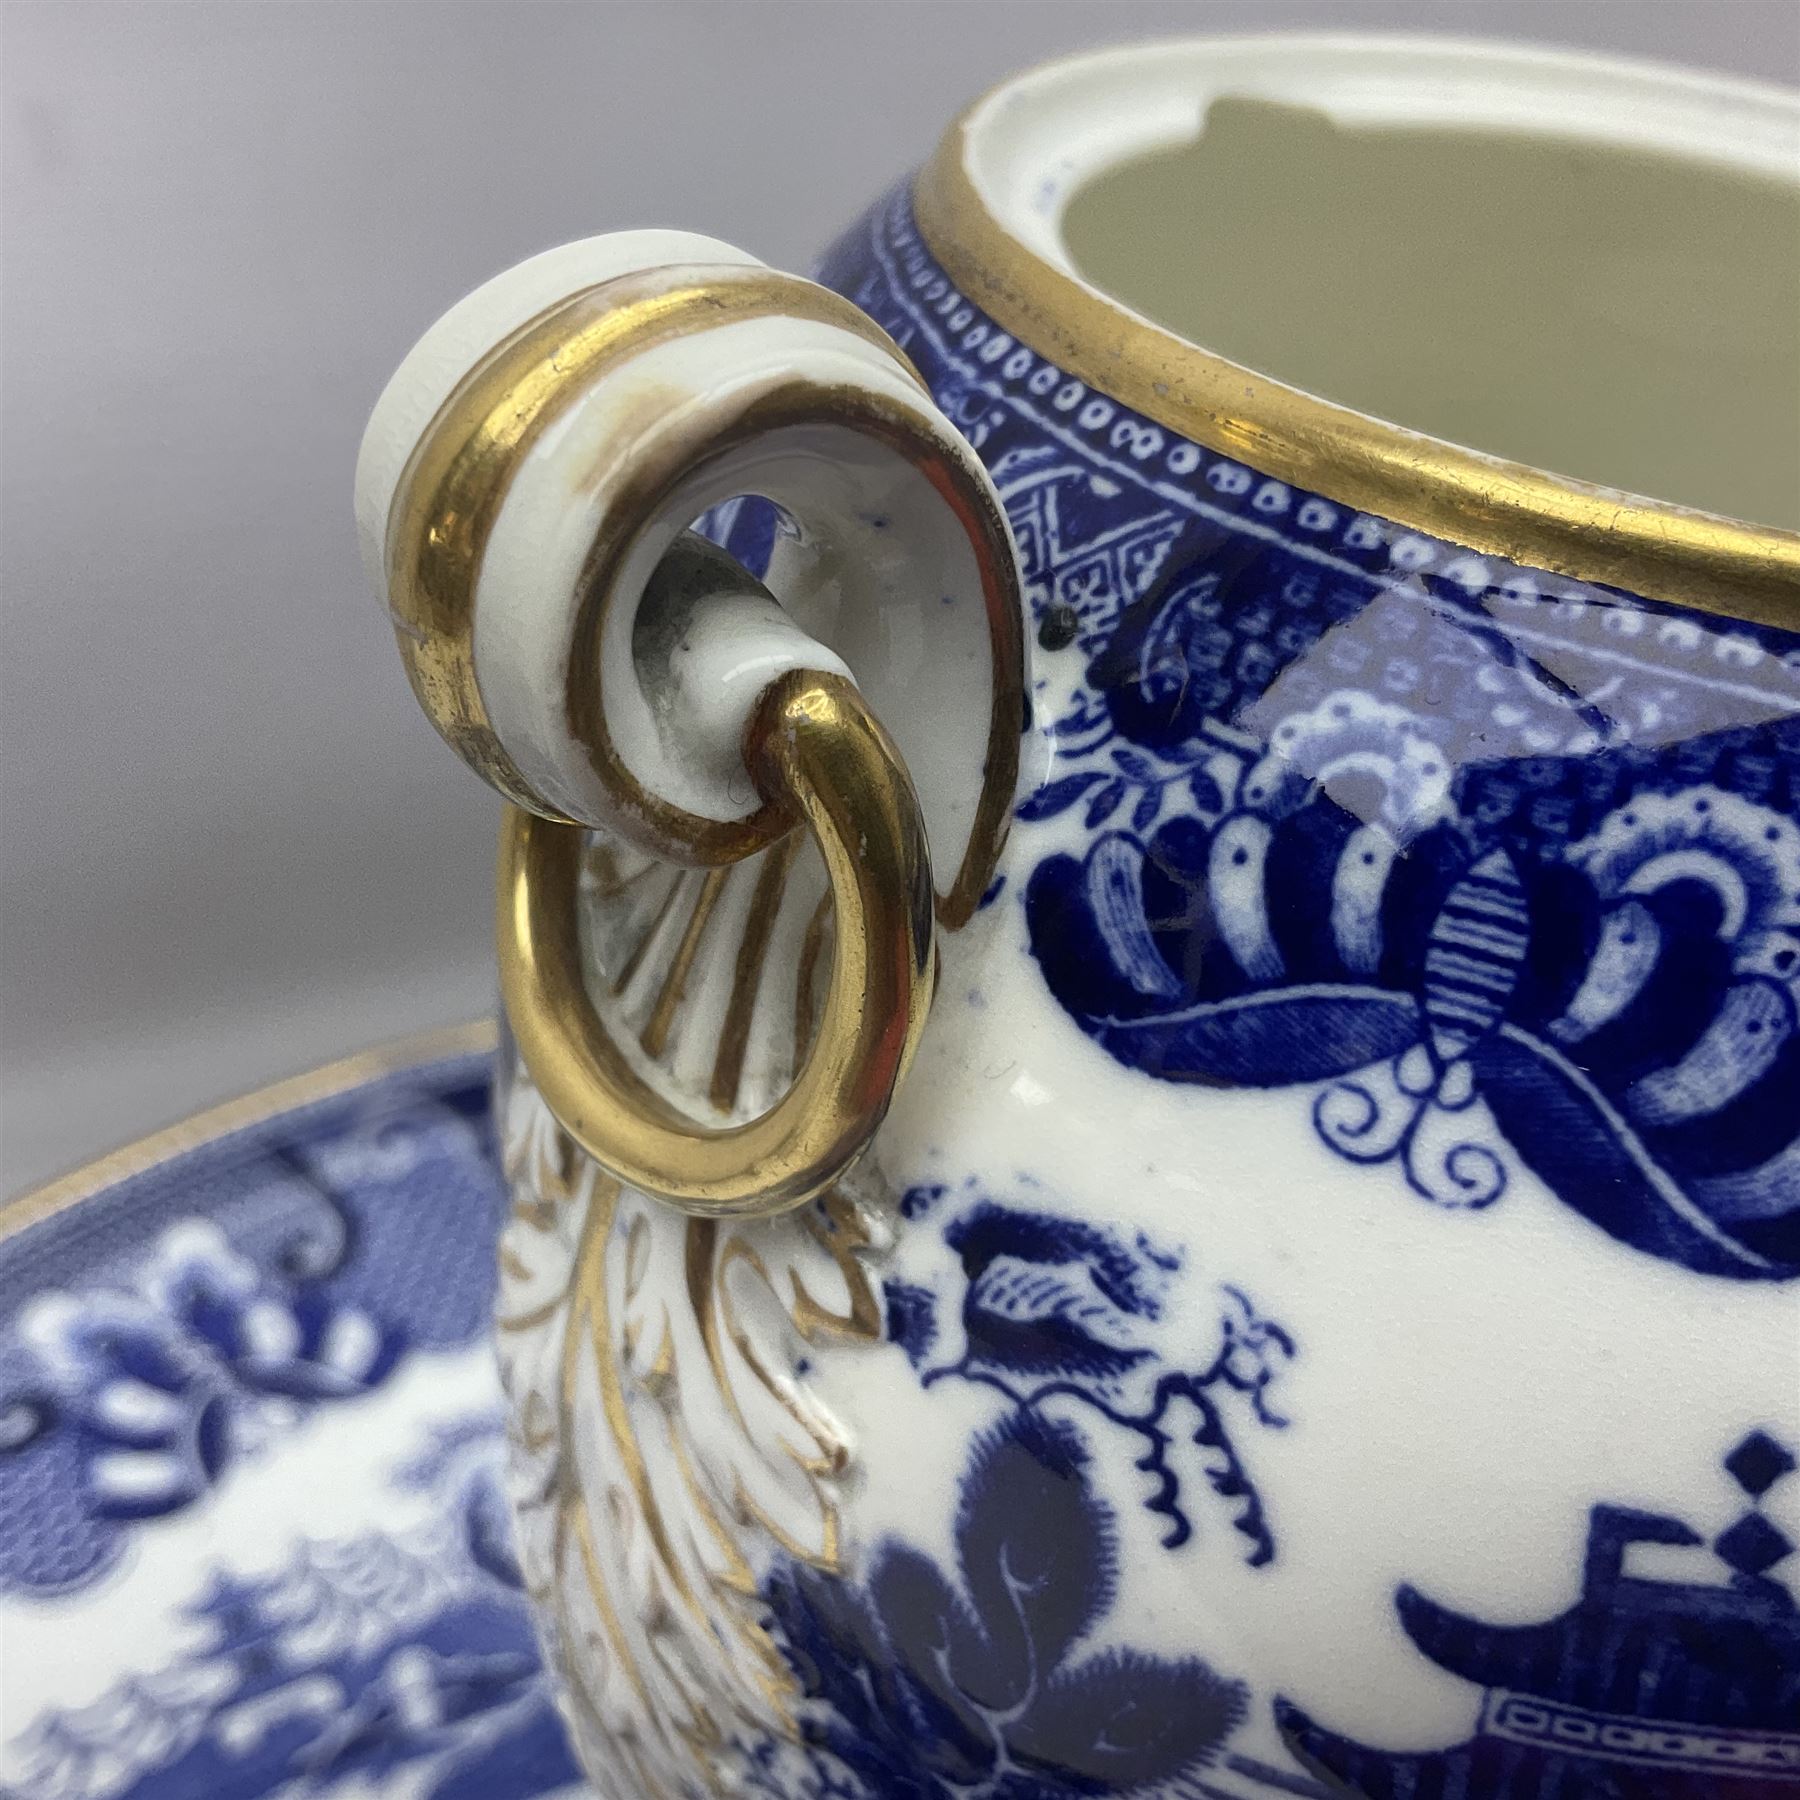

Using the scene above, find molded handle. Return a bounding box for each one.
[357,234,1024,1211]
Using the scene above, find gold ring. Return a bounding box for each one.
[498,668,936,1217]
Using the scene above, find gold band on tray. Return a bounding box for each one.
[498,670,935,1217]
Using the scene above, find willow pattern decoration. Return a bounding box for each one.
[493,828,891,1798]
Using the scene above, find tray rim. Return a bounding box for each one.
[1,1018,500,1245]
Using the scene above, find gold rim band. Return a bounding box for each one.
[916,128,1800,628]
[498,670,935,1217]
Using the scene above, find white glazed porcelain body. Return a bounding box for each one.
[369,36,1800,1800]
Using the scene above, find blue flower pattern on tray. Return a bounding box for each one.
[5,1414,578,1800]
[816,185,1800,1285]
[0,1075,504,1593]
[7,1220,403,1526]
[0,1051,584,1800]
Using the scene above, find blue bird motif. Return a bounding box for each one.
[887,1199,1295,1564]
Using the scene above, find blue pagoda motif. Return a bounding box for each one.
[1279,1432,1800,1796]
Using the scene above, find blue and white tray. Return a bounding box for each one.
[0,1025,586,1800]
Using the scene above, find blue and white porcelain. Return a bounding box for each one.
[355,34,1800,1800]
[0,1032,584,1800]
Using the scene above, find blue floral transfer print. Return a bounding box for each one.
[1026,737,1800,1282]
[761,1185,1799,1799]
[1,1047,582,1800]
[0,1064,504,1593]
[892,1195,1294,1563]
[747,1186,1317,1799]
[3,1221,403,1527]
[6,1412,579,1800]
[815,186,1800,1285]
[765,1409,1250,1800]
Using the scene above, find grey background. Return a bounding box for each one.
[3,0,1796,1192]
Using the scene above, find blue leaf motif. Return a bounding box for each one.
[1472,1026,1796,1280]
[1084,779,1126,829]
[866,1545,996,1760]
[1018,771,1106,823]
[186,1290,247,1363]
[195,1394,233,1483]
[773,1555,994,1792]
[101,1328,190,1403]
[1189,768,1227,813]
[955,1413,1112,1691]
[1011,1647,1247,1785]
[762,1400,1258,1798]
[1095,987,1423,1087]
[773,1562,890,1723]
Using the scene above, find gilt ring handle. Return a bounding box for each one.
[499,667,936,1217]
[356,233,1023,1217]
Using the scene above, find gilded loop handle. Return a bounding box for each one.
[361,232,1027,1216]
[499,669,937,1218]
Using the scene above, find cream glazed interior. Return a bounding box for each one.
[968,33,1800,527]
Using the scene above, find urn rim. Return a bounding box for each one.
[915,32,1800,626]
